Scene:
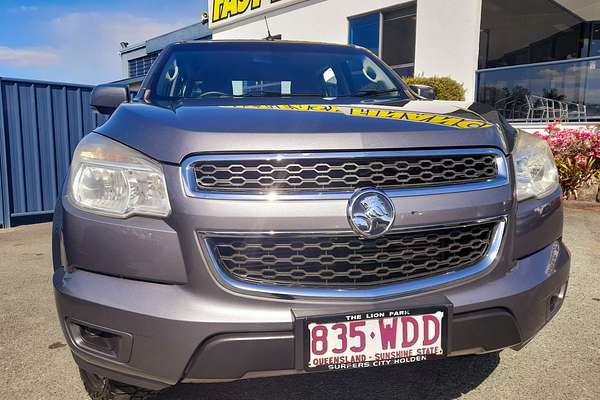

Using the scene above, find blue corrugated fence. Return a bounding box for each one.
[0,77,107,228]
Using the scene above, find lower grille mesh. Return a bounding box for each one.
[205,222,496,288]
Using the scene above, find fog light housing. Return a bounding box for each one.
[66,319,133,363]
[547,282,567,319]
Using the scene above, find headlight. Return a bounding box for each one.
[67,133,171,218]
[513,130,559,201]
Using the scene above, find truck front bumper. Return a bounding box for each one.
[53,239,570,390]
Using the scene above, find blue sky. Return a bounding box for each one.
[0,0,208,84]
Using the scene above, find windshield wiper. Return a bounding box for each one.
[355,88,403,97]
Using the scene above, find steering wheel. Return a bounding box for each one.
[362,58,382,84]
[199,91,228,97]
[362,64,380,84]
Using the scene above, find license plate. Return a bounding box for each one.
[304,307,448,371]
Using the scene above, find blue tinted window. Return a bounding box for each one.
[151,43,406,99]
[349,13,380,55]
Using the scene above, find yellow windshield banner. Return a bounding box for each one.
[225,105,494,129]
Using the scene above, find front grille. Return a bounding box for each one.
[205,222,497,288]
[191,152,499,193]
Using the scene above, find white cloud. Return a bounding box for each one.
[46,12,195,84]
[9,5,39,12]
[0,46,60,68]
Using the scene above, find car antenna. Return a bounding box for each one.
[264,16,274,41]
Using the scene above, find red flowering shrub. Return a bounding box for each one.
[533,124,600,199]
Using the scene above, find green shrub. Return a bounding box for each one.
[402,76,465,101]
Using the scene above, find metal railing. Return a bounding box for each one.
[476,56,600,122]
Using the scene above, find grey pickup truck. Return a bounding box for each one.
[52,40,570,399]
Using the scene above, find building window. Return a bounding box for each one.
[477,57,600,121]
[479,0,585,69]
[477,0,600,122]
[591,22,600,57]
[128,51,160,78]
[381,6,416,76]
[348,4,416,77]
[348,13,380,55]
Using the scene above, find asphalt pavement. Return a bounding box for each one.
[0,208,599,400]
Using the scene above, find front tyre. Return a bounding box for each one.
[79,368,157,400]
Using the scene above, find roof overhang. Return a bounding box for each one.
[146,22,211,53]
[118,22,212,56]
[553,0,600,20]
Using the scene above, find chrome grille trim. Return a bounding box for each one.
[200,217,506,299]
[182,149,509,200]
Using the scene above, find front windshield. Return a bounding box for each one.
[150,43,407,99]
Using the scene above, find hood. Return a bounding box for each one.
[95,98,514,164]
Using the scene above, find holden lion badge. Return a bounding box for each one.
[347,189,395,239]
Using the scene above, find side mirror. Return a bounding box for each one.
[90,84,130,115]
[409,84,436,100]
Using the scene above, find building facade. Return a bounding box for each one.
[119,22,212,89]
[209,0,600,122]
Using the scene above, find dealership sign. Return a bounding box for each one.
[209,0,306,29]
